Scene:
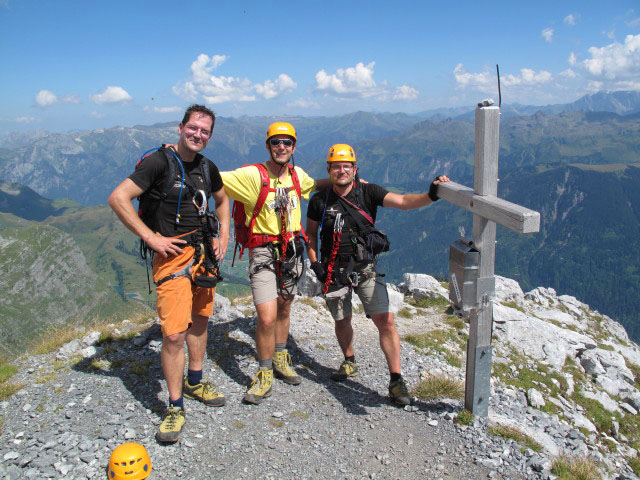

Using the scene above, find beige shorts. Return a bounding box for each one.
[324,263,389,321]
[248,244,303,305]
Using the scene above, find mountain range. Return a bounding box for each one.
[1,90,639,350]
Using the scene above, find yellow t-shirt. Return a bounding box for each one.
[221,163,316,236]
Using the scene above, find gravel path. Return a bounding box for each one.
[0,295,534,479]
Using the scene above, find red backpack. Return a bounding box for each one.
[231,163,305,265]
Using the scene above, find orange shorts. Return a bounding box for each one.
[153,239,215,337]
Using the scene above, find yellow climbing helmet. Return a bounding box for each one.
[327,144,356,163]
[266,122,297,143]
[108,442,152,480]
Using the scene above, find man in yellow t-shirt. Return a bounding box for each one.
[221,122,329,404]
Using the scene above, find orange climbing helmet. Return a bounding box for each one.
[326,144,356,163]
[108,442,152,480]
[266,122,297,143]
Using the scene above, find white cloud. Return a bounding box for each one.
[568,52,577,66]
[502,68,553,86]
[89,86,132,104]
[564,14,576,26]
[393,85,419,100]
[287,98,321,109]
[34,90,81,107]
[35,90,58,107]
[541,28,554,43]
[582,34,640,79]
[604,29,616,40]
[315,62,377,96]
[143,105,182,113]
[314,61,419,101]
[559,69,577,79]
[254,74,297,100]
[173,53,296,103]
[626,17,640,28]
[91,111,105,118]
[453,64,493,89]
[15,116,38,124]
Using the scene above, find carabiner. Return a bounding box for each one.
[192,189,207,217]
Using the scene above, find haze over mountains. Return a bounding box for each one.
[1,90,639,351]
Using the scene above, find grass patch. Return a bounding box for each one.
[128,360,152,378]
[488,424,542,452]
[455,409,473,426]
[0,381,24,401]
[353,304,365,315]
[398,307,413,319]
[625,361,640,390]
[571,391,613,433]
[443,315,465,330]
[501,300,526,313]
[297,297,320,310]
[233,421,245,429]
[31,326,81,356]
[291,411,309,420]
[267,419,284,428]
[596,343,614,351]
[629,456,640,476]
[412,375,464,400]
[0,363,18,383]
[444,351,462,368]
[36,372,58,384]
[551,455,601,480]
[408,296,450,309]
[405,329,452,351]
[88,358,110,371]
[0,415,4,435]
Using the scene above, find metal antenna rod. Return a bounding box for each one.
[496,64,502,108]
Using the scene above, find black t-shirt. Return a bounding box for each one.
[129,150,224,237]
[307,182,389,259]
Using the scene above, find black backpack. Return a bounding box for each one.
[135,145,212,232]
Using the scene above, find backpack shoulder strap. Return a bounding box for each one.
[246,163,272,235]
[288,164,302,199]
[198,154,213,195]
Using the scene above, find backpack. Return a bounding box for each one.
[231,163,304,265]
[135,145,212,232]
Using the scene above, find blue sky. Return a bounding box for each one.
[1,0,639,136]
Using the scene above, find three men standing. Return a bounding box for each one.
[109,105,229,442]
[306,144,449,405]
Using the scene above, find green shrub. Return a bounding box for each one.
[412,375,464,400]
[488,424,542,452]
[551,455,601,480]
[455,409,473,425]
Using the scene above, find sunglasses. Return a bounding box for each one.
[269,138,294,147]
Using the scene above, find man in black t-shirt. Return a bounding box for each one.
[306,144,449,406]
[108,104,230,443]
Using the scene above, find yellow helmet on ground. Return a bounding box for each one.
[266,122,297,142]
[327,144,356,163]
[108,442,152,480]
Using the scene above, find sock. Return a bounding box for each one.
[275,343,287,352]
[187,369,202,386]
[390,373,402,383]
[169,396,184,410]
[258,358,273,370]
[345,355,356,363]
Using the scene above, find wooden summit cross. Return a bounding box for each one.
[436,102,540,417]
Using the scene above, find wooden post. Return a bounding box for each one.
[437,103,540,417]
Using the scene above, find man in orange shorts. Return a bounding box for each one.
[108,104,229,443]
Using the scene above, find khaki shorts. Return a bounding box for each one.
[324,263,389,321]
[153,235,215,337]
[249,244,303,305]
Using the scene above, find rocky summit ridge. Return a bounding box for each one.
[1,265,639,479]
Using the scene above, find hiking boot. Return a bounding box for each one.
[183,376,226,407]
[243,369,273,405]
[331,360,359,382]
[273,350,301,385]
[389,378,411,406]
[155,406,185,443]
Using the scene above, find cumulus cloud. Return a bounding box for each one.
[314,61,419,101]
[541,28,554,43]
[564,14,577,26]
[143,105,182,113]
[453,64,494,90]
[35,89,80,107]
[559,69,577,79]
[254,74,297,100]
[568,52,577,66]
[626,17,640,28]
[582,34,640,80]
[89,86,132,104]
[501,68,553,86]
[173,53,295,103]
